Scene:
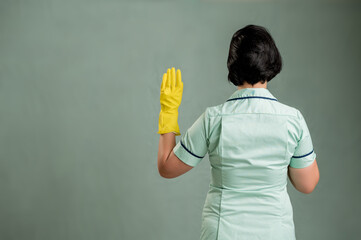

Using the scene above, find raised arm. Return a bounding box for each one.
[156,67,193,178]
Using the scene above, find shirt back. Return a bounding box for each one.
[172,87,317,239]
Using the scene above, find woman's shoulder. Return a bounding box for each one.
[204,103,225,118]
[272,101,300,118]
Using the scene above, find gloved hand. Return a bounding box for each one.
[157,67,183,136]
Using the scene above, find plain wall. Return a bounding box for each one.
[0,0,360,239]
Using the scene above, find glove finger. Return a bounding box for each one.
[176,69,182,88]
[161,73,167,90]
[171,67,176,90]
[167,68,171,89]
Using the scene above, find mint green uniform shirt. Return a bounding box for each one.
[173,88,317,240]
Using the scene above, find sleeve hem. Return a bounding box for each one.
[292,149,314,159]
[173,141,205,167]
[289,152,317,169]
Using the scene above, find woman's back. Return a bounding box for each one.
[173,87,317,239]
[208,87,308,191]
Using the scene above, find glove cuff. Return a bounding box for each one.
[157,111,181,136]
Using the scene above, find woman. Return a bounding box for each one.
[157,24,320,240]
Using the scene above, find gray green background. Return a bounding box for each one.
[1,0,360,239]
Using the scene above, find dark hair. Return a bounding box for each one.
[227,24,282,86]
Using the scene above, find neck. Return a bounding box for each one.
[237,81,267,90]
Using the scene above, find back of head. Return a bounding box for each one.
[227,24,283,86]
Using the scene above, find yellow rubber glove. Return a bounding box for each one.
[157,67,183,136]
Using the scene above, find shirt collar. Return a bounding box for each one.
[227,88,278,102]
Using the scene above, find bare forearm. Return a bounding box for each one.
[157,132,176,170]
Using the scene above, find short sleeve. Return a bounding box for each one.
[289,111,317,168]
[173,110,209,167]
